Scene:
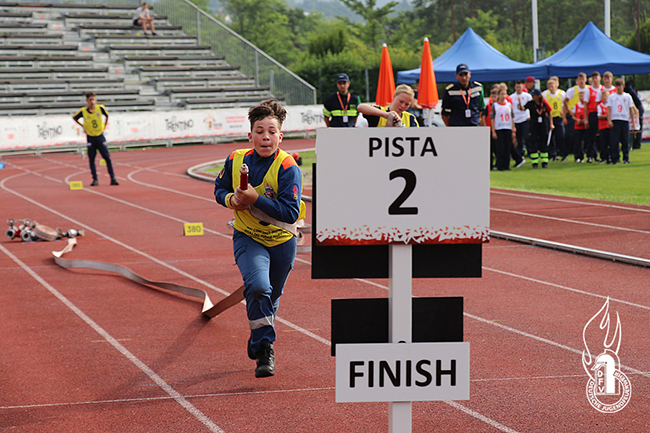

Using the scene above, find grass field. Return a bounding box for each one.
[490,144,650,205]
[202,143,649,206]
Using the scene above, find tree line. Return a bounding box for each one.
[192,0,650,102]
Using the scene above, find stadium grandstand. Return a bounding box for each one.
[0,0,320,153]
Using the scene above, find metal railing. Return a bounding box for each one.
[154,0,316,106]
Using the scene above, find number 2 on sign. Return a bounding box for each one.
[184,222,204,236]
[388,169,418,215]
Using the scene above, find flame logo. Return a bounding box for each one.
[582,297,632,413]
[582,297,621,382]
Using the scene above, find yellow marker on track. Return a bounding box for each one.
[184,222,204,236]
[69,181,83,190]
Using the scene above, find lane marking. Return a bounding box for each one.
[491,189,650,213]
[0,243,225,433]
[483,267,650,311]
[491,207,650,234]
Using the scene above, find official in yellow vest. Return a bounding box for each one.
[358,84,420,127]
[214,100,304,378]
[72,92,118,186]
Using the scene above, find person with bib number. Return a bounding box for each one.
[214,100,305,378]
[72,92,118,186]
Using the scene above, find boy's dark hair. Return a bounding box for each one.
[515,80,524,85]
[85,91,96,99]
[248,99,286,129]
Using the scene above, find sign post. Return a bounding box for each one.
[316,127,489,431]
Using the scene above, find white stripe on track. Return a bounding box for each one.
[0,243,225,433]
[491,189,650,213]
[444,401,521,433]
[491,207,650,234]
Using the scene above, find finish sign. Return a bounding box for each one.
[315,128,489,246]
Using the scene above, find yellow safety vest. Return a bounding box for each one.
[231,148,305,247]
[566,86,589,112]
[374,105,417,127]
[545,92,564,118]
[74,104,107,136]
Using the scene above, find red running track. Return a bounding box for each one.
[1,141,649,432]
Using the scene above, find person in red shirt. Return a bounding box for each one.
[571,91,588,162]
[597,89,612,164]
[585,72,603,162]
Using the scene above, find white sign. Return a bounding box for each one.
[315,127,490,245]
[335,342,470,403]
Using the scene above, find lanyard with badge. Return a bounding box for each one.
[337,91,351,123]
[460,86,472,118]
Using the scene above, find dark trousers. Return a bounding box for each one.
[563,117,575,157]
[573,128,587,161]
[495,129,519,170]
[550,117,565,158]
[599,128,611,162]
[528,124,549,164]
[515,120,529,155]
[632,114,643,149]
[87,134,115,180]
[610,120,630,163]
[585,112,599,159]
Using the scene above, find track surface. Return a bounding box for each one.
[1,141,649,433]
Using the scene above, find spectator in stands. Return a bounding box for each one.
[323,73,359,127]
[214,100,303,378]
[133,2,157,36]
[73,92,118,186]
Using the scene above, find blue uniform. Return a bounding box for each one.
[214,148,302,355]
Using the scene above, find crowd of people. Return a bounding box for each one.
[322,67,646,170]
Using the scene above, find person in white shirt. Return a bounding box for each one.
[602,71,616,95]
[606,78,638,164]
[133,2,157,36]
[510,80,532,156]
[491,88,525,171]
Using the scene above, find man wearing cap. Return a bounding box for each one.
[323,73,360,127]
[441,64,485,127]
[525,76,536,93]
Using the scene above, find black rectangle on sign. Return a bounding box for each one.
[330,297,463,356]
[311,163,482,279]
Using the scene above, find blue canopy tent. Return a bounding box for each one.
[396,28,547,84]
[535,22,650,78]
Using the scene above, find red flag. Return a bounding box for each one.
[418,37,438,109]
[375,43,395,106]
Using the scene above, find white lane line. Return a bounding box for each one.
[483,267,650,311]
[491,189,650,213]
[0,243,225,433]
[444,401,521,433]
[0,386,335,411]
[491,207,650,234]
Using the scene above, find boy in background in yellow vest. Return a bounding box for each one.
[214,100,304,378]
[542,76,565,160]
[72,92,118,186]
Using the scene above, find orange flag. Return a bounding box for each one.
[418,37,438,109]
[375,43,395,106]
